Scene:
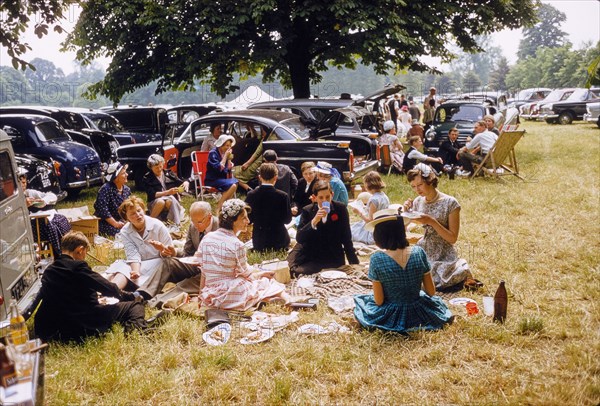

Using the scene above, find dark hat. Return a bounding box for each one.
[263,149,278,162]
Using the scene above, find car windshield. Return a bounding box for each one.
[54,112,87,131]
[278,117,309,139]
[91,115,126,133]
[567,89,588,101]
[35,121,70,142]
[516,90,533,100]
[543,89,568,102]
[435,105,483,123]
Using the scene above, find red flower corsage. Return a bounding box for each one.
[331,213,339,222]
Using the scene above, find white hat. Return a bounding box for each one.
[383,120,395,131]
[215,134,236,148]
[365,208,402,232]
[106,162,128,183]
[315,161,332,175]
[356,191,372,204]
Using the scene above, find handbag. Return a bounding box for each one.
[204,309,231,328]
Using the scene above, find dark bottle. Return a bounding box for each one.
[493,280,508,323]
[0,343,19,390]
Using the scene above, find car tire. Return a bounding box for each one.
[558,112,573,125]
[597,118,600,129]
[545,118,557,124]
[67,188,83,199]
[134,169,145,191]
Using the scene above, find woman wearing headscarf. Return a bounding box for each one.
[94,161,131,237]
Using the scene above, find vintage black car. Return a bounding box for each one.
[424,101,504,154]
[15,154,66,202]
[117,109,380,189]
[0,115,103,195]
[63,108,135,146]
[104,106,167,143]
[167,104,222,138]
[249,83,405,136]
[539,88,600,124]
[0,106,119,166]
[520,88,575,121]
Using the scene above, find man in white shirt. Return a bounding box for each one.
[457,120,498,173]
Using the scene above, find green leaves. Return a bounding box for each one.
[64,0,536,101]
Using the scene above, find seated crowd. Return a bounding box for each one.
[34,122,482,343]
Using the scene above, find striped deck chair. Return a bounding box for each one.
[471,130,526,180]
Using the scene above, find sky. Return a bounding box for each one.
[0,0,598,75]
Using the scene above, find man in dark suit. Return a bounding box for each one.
[287,180,359,276]
[439,127,461,167]
[263,149,298,202]
[245,163,292,252]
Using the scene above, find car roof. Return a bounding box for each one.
[249,99,351,109]
[200,109,301,123]
[0,113,58,124]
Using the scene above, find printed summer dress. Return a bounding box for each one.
[351,192,390,244]
[353,248,453,333]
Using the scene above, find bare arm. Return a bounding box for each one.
[416,207,460,245]
[422,272,436,296]
[372,280,384,306]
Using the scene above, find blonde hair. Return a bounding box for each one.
[363,171,385,192]
[118,196,146,220]
[61,231,90,252]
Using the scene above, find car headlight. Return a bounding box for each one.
[425,130,435,142]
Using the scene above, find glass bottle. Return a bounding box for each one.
[0,343,18,390]
[493,280,508,323]
[8,299,28,346]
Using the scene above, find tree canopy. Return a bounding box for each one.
[0,0,69,71]
[65,0,536,102]
[517,3,568,60]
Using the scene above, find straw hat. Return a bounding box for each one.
[365,209,401,232]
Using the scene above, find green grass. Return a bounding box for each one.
[45,120,600,405]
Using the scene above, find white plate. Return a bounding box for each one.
[448,297,477,306]
[319,270,350,280]
[240,328,275,344]
[178,256,201,265]
[401,211,423,220]
[98,297,119,305]
[202,323,231,346]
[297,323,329,334]
[32,201,45,208]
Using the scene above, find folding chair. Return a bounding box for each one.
[379,144,394,176]
[471,130,526,180]
[190,151,221,201]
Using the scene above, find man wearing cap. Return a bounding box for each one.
[287,180,359,276]
[263,149,298,203]
[94,162,132,237]
[205,133,239,212]
[315,161,348,205]
[423,87,437,112]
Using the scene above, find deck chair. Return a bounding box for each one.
[470,130,526,180]
[190,151,221,201]
[379,144,394,176]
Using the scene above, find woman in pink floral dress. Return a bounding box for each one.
[198,199,291,310]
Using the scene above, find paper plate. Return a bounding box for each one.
[320,270,350,280]
[448,297,477,306]
[240,328,275,344]
[297,323,329,334]
[202,323,231,346]
[401,211,423,220]
[179,256,201,265]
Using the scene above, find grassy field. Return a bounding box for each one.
[44,121,599,405]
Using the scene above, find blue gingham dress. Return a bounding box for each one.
[354,247,453,333]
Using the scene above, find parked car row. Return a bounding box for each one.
[518,87,600,127]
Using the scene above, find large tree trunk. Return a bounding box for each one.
[288,57,311,99]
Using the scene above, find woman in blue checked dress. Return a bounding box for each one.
[353,214,453,333]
